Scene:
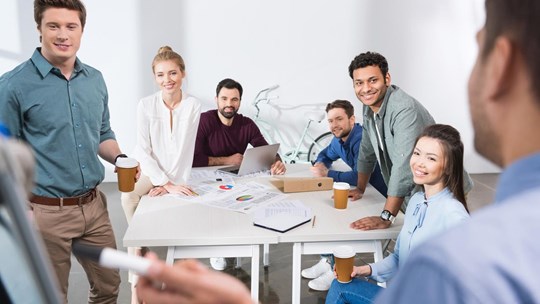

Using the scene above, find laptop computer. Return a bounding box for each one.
[218,143,280,176]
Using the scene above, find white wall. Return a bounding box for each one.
[0,0,499,181]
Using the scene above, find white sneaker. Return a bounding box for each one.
[301,258,331,279]
[308,269,335,291]
[210,257,227,271]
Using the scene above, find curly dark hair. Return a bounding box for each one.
[348,52,389,79]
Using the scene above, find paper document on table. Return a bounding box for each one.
[186,181,282,213]
[252,200,312,233]
[189,169,235,184]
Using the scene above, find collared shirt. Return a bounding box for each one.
[0,48,115,197]
[376,152,540,303]
[315,123,387,195]
[369,188,469,283]
[357,85,435,201]
[133,90,201,186]
[316,123,363,185]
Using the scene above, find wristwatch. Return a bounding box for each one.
[380,210,396,223]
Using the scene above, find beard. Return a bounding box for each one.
[219,107,237,119]
[334,128,351,139]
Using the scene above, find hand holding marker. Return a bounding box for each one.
[72,242,151,275]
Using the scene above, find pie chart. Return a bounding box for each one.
[236,195,254,201]
[219,184,234,190]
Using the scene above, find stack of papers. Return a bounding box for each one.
[252,200,312,233]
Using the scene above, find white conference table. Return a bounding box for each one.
[122,185,279,302]
[278,166,403,303]
[123,164,402,303]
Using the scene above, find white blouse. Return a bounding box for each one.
[134,90,201,186]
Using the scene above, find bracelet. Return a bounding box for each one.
[114,153,128,163]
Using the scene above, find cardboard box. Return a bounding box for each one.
[270,177,333,193]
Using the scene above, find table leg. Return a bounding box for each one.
[373,240,386,288]
[235,257,242,269]
[250,245,260,303]
[263,243,270,267]
[166,246,175,265]
[292,243,302,304]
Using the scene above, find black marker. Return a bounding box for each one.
[72,242,151,275]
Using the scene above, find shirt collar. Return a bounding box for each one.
[31,48,87,78]
[495,152,540,203]
[340,123,361,146]
[414,188,450,228]
[364,85,395,119]
[370,85,394,117]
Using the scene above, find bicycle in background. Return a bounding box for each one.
[251,85,333,164]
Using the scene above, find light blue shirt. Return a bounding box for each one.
[369,188,469,282]
[0,48,115,197]
[377,152,540,303]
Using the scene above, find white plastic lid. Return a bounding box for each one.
[333,182,350,190]
[115,157,138,168]
[333,245,355,258]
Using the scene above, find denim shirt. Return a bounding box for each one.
[0,48,115,197]
[316,123,362,185]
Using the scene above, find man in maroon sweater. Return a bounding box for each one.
[193,78,286,175]
[193,78,286,271]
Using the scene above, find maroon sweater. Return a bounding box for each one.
[192,110,268,167]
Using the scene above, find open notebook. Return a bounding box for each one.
[252,200,312,233]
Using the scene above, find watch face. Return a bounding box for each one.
[381,210,390,220]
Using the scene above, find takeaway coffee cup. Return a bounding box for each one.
[333,245,355,283]
[333,182,350,209]
[116,157,138,192]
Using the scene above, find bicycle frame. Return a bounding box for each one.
[251,85,329,164]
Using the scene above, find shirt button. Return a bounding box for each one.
[78,144,82,148]
[85,186,89,189]
[72,103,75,107]
[76,123,80,127]
[82,165,86,169]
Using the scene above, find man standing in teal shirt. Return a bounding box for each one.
[348,52,436,231]
[0,0,139,302]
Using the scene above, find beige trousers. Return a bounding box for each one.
[31,189,120,304]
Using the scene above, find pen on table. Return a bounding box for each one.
[190,189,200,196]
[312,215,316,228]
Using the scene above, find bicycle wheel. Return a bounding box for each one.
[307,132,333,162]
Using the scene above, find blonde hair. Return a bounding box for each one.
[151,46,185,74]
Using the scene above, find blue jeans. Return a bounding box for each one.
[321,254,335,267]
[325,278,382,304]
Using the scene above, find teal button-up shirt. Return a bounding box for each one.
[357,85,435,205]
[0,48,116,197]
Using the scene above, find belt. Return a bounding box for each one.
[30,189,97,206]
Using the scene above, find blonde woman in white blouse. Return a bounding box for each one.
[121,46,201,302]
